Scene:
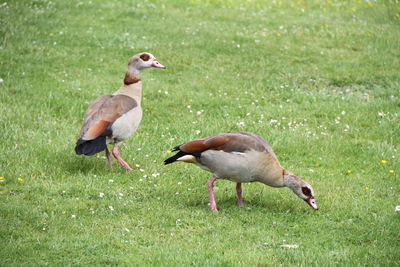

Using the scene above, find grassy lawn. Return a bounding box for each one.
[1,0,399,265]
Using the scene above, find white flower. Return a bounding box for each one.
[395,206,400,212]
[281,244,298,249]
[0,78,4,83]
[152,173,160,177]
[109,179,114,183]
[237,121,245,128]
[99,192,105,198]
[124,228,130,232]
[109,206,114,211]
[71,214,76,219]
[195,130,201,135]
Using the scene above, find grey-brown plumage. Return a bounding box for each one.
[75,95,138,156]
[75,52,166,170]
[165,132,318,212]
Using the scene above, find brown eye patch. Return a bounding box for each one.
[302,187,312,197]
[140,53,150,61]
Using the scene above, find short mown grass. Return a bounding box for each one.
[1,0,399,265]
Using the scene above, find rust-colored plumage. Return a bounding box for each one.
[178,132,273,155]
[79,95,137,141]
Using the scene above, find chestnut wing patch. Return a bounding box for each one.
[207,133,267,153]
[179,139,208,153]
[80,94,137,140]
[178,133,268,154]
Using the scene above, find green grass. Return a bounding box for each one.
[1,0,400,265]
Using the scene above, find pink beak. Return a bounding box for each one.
[306,197,318,210]
[152,61,166,69]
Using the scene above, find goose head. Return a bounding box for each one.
[128,52,166,71]
[283,171,318,210]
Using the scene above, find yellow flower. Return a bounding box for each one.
[0,176,5,182]
[347,170,352,174]
[189,99,193,103]
[166,150,172,154]
[17,177,23,182]
[389,170,395,174]
[364,186,369,191]
[380,160,388,164]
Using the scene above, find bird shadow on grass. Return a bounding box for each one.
[183,197,272,212]
[61,154,109,175]
[182,196,306,215]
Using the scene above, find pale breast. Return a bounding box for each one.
[250,150,284,187]
[109,106,142,142]
[198,149,284,186]
[199,150,258,182]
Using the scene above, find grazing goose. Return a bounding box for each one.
[75,52,166,170]
[164,132,317,212]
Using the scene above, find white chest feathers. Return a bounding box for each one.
[109,106,142,143]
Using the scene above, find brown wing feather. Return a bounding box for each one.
[84,120,111,140]
[179,132,273,154]
[217,132,269,153]
[179,139,208,153]
[79,94,137,140]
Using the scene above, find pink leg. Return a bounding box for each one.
[105,147,113,169]
[207,177,218,212]
[112,146,133,171]
[236,183,243,206]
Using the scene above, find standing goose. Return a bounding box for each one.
[164,132,318,212]
[75,52,166,170]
